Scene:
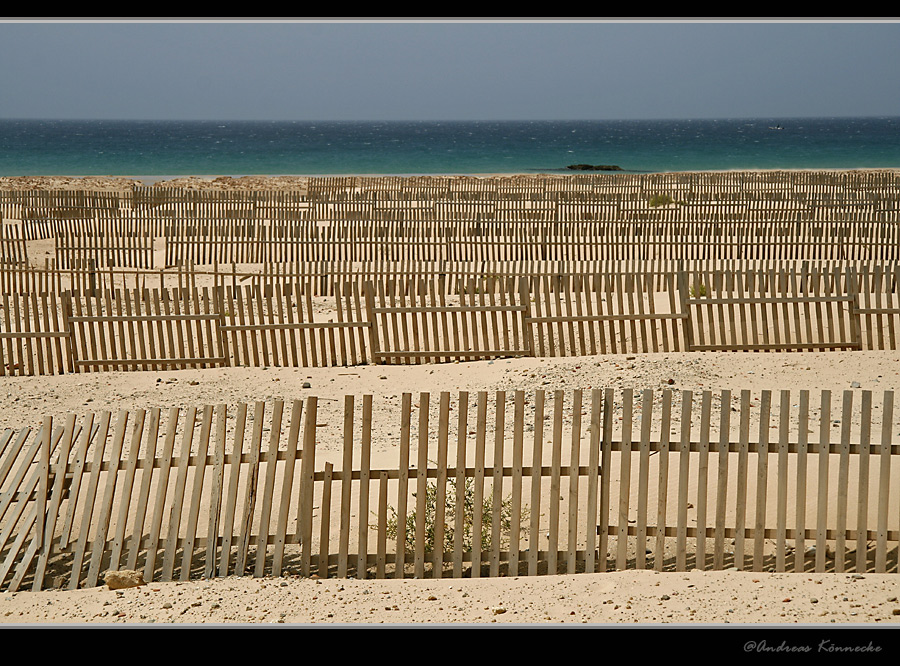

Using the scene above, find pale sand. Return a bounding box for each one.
[1,350,899,626]
[2,567,900,626]
[2,173,900,629]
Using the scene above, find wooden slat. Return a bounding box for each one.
[253,400,283,577]
[298,396,318,577]
[396,393,412,578]
[528,389,544,576]
[85,410,129,587]
[472,391,488,578]
[676,390,693,571]
[566,389,582,574]
[337,395,354,578]
[414,392,429,578]
[616,389,633,570]
[235,402,265,577]
[218,403,247,577]
[272,399,302,577]
[203,404,228,579]
[653,390,671,571]
[355,395,372,579]
[835,391,853,573]
[875,391,894,573]
[815,391,832,573]
[753,391,771,572]
[108,408,146,573]
[433,392,450,578]
[636,389,653,570]
[180,405,214,580]
[142,408,178,583]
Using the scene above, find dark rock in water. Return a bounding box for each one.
[566,164,624,171]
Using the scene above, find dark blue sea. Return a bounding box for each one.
[1,117,899,178]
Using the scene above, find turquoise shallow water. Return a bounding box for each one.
[1,117,899,177]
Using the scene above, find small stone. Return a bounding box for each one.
[851,381,861,388]
[104,570,146,590]
[302,382,311,388]
[491,606,507,615]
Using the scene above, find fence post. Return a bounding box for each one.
[35,416,51,555]
[847,266,863,350]
[584,389,602,573]
[60,291,78,374]
[677,271,694,351]
[363,280,381,364]
[88,258,97,298]
[299,395,318,577]
[518,277,534,357]
[214,285,230,367]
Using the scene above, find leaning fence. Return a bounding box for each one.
[1,386,898,591]
[0,268,899,375]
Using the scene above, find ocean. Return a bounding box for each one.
[0,117,899,178]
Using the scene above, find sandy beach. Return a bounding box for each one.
[1,173,899,635]
[0,350,898,628]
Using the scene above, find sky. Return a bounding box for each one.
[0,19,898,122]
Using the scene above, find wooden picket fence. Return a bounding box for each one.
[55,219,154,269]
[2,386,898,591]
[6,257,896,298]
[0,221,28,267]
[525,272,689,357]
[155,218,900,265]
[4,171,899,274]
[363,276,532,364]
[0,268,899,375]
[219,282,372,368]
[62,286,228,373]
[3,170,898,219]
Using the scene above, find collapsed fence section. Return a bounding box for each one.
[2,387,899,591]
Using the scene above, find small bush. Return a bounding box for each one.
[648,193,676,207]
[690,283,708,297]
[386,475,524,555]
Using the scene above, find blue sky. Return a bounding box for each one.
[0,19,898,121]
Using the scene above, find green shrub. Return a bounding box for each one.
[386,475,524,555]
[690,283,708,297]
[648,194,675,207]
